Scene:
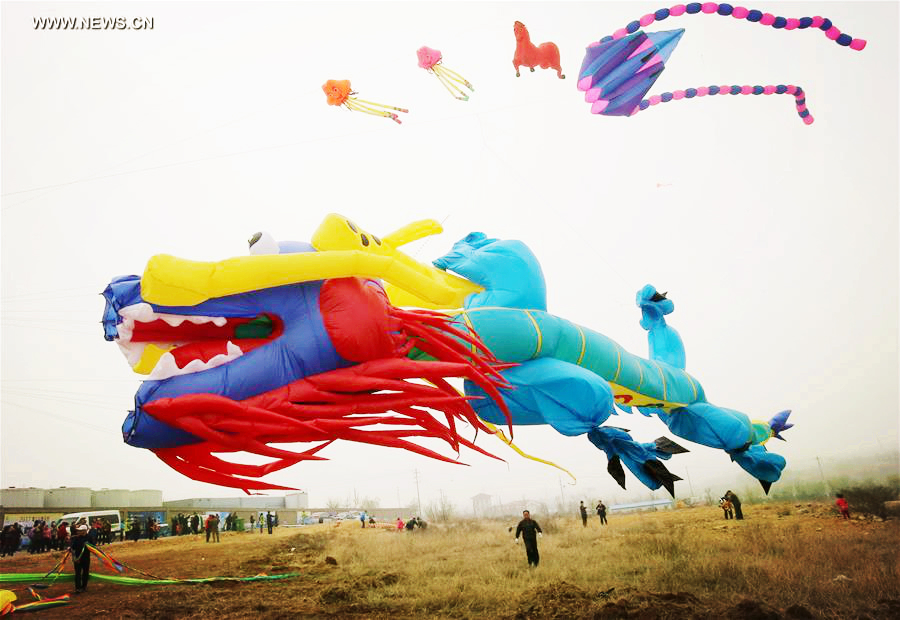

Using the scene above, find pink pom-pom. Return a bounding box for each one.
[648,95,662,105]
[763,85,775,95]
[613,28,628,39]
[673,90,685,99]
[640,14,655,26]
[732,6,749,18]
[719,85,730,93]
[810,16,824,28]
[849,38,867,51]
[741,85,752,94]
[696,86,709,96]
[702,3,717,13]
[796,104,807,113]
[803,115,815,125]
[416,46,442,70]
[825,27,841,40]
[760,13,775,25]
[784,18,799,30]
[785,85,797,94]
[670,5,687,17]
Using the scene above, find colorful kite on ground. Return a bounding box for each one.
[513,21,564,79]
[577,3,866,123]
[102,214,792,495]
[322,79,408,124]
[417,47,474,101]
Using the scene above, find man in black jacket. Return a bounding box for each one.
[726,491,743,520]
[514,510,543,567]
[70,524,92,593]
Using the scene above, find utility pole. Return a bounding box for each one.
[414,469,422,516]
[558,475,566,514]
[684,466,695,497]
[816,456,832,497]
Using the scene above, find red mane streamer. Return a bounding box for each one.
[150,305,513,493]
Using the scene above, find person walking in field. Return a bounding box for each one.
[211,514,220,542]
[515,510,543,567]
[579,501,588,527]
[835,494,851,519]
[596,501,608,525]
[266,511,274,535]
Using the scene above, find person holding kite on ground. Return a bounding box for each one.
[515,510,543,567]
[70,523,92,593]
[725,491,743,520]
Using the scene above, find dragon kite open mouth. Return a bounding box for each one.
[116,305,282,379]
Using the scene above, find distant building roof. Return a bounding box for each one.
[609,499,674,511]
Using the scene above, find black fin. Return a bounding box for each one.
[607,455,627,489]
[759,480,772,495]
[642,460,682,497]
[650,291,668,302]
[654,436,689,455]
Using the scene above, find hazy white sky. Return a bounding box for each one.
[2,1,897,512]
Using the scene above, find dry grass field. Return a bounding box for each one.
[2,502,898,619]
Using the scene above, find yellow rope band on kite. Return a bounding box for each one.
[576,325,586,366]
[652,361,668,401]
[523,310,542,359]
[482,420,576,482]
[613,343,622,383]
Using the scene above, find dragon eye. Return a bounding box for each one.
[360,234,370,246]
[249,231,279,255]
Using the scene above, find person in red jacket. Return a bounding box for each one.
[835,494,850,519]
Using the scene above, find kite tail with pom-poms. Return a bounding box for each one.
[605,3,866,50]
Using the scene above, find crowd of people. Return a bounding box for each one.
[0,517,116,556]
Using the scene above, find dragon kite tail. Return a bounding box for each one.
[580,3,866,123]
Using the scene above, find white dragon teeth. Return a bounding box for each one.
[116,303,228,343]
[114,303,244,379]
[147,341,245,381]
[116,340,145,366]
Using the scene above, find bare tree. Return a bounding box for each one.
[425,490,455,522]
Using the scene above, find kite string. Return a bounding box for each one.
[604,3,866,50]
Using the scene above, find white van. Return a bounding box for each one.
[58,510,124,540]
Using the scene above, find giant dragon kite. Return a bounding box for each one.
[102,214,792,495]
[577,3,866,123]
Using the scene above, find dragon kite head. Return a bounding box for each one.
[101,214,511,492]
